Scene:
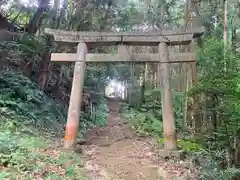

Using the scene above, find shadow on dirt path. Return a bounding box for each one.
[82,100,197,180]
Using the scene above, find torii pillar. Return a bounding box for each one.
[64,43,88,149]
[159,42,177,150]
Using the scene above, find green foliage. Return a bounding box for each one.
[0,121,46,174]
[0,34,109,137]
[0,116,86,179]
[122,105,163,137]
[123,88,185,138]
[0,130,86,179]
[85,64,109,88]
[0,30,92,178]
[190,37,240,148]
[189,37,240,178]
[78,99,108,138]
[115,3,141,31]
[0,72,66,133]
[172,91,185,129]
[177,139,203,152]
[155,136,203,152]
[0,34,54,70]
[95,101,108,126]
[192,150,240,180]
[0,132,46,171]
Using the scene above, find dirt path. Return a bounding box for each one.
[82,101,197,180]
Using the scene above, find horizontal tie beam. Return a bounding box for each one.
[50,52,196,63]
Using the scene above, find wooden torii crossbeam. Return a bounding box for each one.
[45,28,203,150]
[45,27,203,45]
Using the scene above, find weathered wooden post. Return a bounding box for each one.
[158,42,177,150]
[64,42,88,149]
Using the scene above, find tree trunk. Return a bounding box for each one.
[36,36,54,90]
[27,0,49,34]
[186,0,202,133]
[183,64,190,131]
[36,50,51,90]
[56,0,68,29]
[52,0,61,28]
[235,137,240,167]
[141,63,147,104]
[232,28,236,52]
[223,0,228,45]
[129,62,134,106]
[181,0,192,131]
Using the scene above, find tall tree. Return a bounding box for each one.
[26,0,50,33]
[52,0,60,28]
[223,0,228,44]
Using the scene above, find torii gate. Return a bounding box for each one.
[44,27,203,150]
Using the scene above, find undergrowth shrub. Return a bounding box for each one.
[0,34,54,74]
[79,99,108,138]
[0,105,87,179]
[122,88,185,137]
[0,71,66,134]
[177,139,203,152]
[121,88,163,136]
[0,129,86,179]
[0,130,47,172]
[0,35,109,138]
[123,107,163,136]
[191,150,240,180]
[172,91,186,130]
[95,101,108,126]
[0,71,108,137]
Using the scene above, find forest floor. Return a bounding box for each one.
[0,100,198,179]
[81,101,198,180]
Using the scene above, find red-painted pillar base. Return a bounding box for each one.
[64,43,88,149]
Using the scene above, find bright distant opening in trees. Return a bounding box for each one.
[105,79,125,99]
[19,0,56,7]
